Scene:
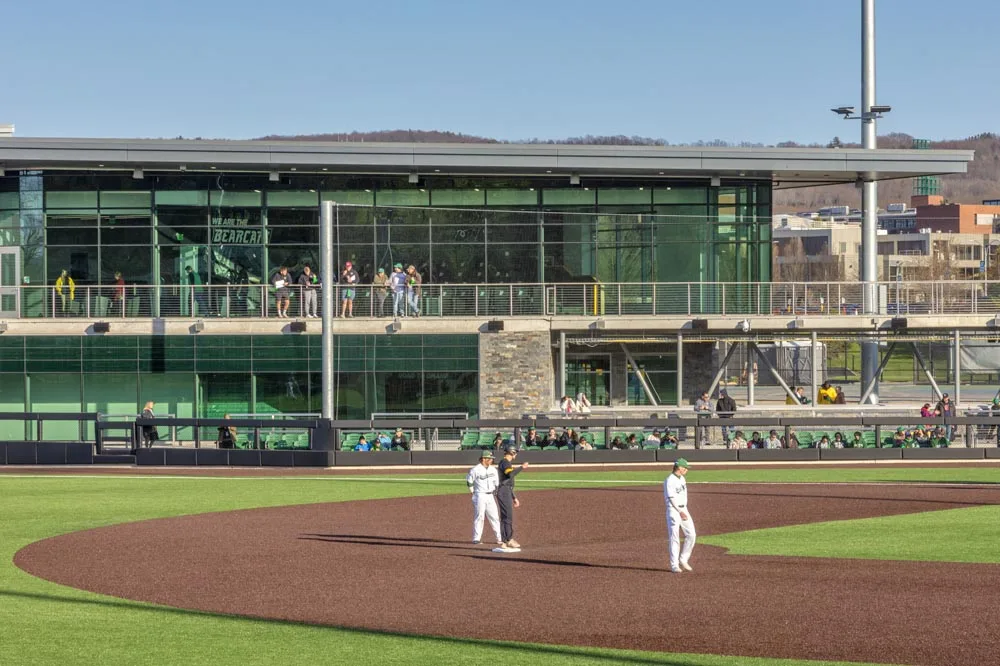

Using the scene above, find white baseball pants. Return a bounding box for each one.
[666,509,696,570]
[472,492,501,543]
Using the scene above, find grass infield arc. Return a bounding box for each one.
[14,483,1000,666]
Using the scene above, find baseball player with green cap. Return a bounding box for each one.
[664,458,696,573]
[465,450,502,546]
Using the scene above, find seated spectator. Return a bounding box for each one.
[749,431,765,449]
[817,435,831,449]
[661,430,679,448]
[376,432,391,449]
[609,436,626,450]
[850,431,864,448]
[577,434,593,450]
[625,433,640,449]
[832,432,846,448]
[216,414,236,449]
[543,427,560,447]
[390,427,409,451]
[911,428,931,447]
[645,429,662,446]
[891,428,907,447]
[522,426,542,448]
[932,427,949,447]
[575,392,592,415]
[729,430,747,449]
[765,430,782,449]
[559,428,579,449]
[355,435,371,452]
[783,429,800,449]
[492,432,505,451]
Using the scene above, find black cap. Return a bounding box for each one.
[504,445,518,455]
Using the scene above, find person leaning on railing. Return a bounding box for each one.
[216,414,236,449]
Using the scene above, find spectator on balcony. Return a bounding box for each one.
[575,391,592,415]
[372,268,389,317]
[186,265,211,316]
[715,389,737,445]
[785,386,811,405]
[390,263,407,317]
[390,427,409,451]
[728,430,747,449]
[765,430,783,449]
[749,431,765,449]
[339,261,359,318]
[920,403,934,420]
[935,393,955,439]
[559,395,578,416]
[405,265,422,317]
[694,391,712,448]
[782,429,800,449]
[112,271,126,317]
[832,432,846,448]
[298,265,320,318]
[522,426,542,448]
[817,382,837,405]
[833,387,847,405]
[54,269,76,316]
[271,266,291,318]
[850,431,864,448]
[140,401,159,448]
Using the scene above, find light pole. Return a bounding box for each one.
[832,0,889,404]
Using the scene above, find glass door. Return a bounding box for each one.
[0,248,20,317]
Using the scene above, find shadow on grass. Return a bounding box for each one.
[694,488,997,506]
[0,588,703,665]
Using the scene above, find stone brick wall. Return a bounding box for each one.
[681,342,717,404]
[479,331,552,418]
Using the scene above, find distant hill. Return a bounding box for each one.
[257,130,1000,206]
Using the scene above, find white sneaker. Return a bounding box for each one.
[506,539,521,549]
[681,561,693,572]
[671,567,683,573]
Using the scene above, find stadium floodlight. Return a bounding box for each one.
[408,172,420,184]
[870,105,892,114]
[132,168,144,179]
[831,106,856,117]
[269,171,280,182]
[569,173,581,186]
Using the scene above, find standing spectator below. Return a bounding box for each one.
[575,391,592,415]
[496,446,529,550]
[405,265,422,317]
[271,266,291,318]
[782,429,801,449]
[216,414,236,449]
[816,382,837,405]
[715,389,737,445]
[522,426,542,448]
[694,391,713,448]
[936,393,955,439]
[833,387,847,404]
[765,430,783,449]
[54,269,76,316]
[390,263,407,317]
[390,427,409,451]
[466,450,502,546]
[298,265,320,318]
[786,386,812,405]
[728,430,747,449]
[372,268,389,317]
[340,261,359,318]
[112,271,126,317]
[559,395,577,416]
[663,459,695,573]
[139,401,159,448]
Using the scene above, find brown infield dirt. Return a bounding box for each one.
[13,482,1000,666]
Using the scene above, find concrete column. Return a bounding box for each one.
[675,332,684,408]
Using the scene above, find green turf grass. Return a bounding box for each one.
[3,468,986,666]
[701,505,1000,564]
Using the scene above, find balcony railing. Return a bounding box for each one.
[4,280,1000,320]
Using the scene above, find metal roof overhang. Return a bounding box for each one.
[0,138,974,189]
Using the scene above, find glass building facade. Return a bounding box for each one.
[0,169,771,420]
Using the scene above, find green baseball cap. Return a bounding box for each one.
[480,450,494,459]
[674,458,690,468]
[394,263,403,269]
[378,267,385,273]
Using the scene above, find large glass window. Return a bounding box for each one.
[565,356,611,406]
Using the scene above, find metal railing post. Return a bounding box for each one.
[509,284,514,317]
[721,283,726,316]
[617,283,622,316]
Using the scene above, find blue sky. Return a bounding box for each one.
[2,0,995,144]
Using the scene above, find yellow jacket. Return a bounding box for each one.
[817,386,837,405]
[55,275,76,300]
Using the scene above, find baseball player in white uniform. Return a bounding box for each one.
[664,458,696,573]
[466,450,502,545]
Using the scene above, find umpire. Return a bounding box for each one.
[496,445,529,549]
